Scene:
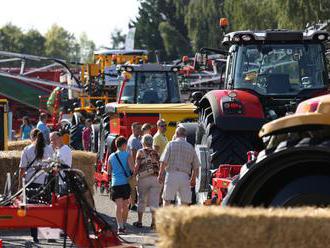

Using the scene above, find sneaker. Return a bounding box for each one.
[117,227,126,235]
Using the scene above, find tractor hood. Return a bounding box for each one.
[105,102,196,114]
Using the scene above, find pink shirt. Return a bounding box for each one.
[82,127,92,151]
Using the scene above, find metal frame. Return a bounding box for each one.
[0,51,82,92]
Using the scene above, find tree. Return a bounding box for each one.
[275,0,330,29]
[79,32,95,63]
[133,0,192,61]
[159,22,192,59]
[110,29,126,49]
[21,29,46,55]
[224,0,277,31]
[0,23,24,52]
[44,24,78,61]
[185,0,225,51]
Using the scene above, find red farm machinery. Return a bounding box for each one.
[180,19,330,206]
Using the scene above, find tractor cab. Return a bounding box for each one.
[221,30,329,117]
[223,30,329,95]
[117,64,181,104]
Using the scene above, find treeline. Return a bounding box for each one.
[132,0,330,61]
[0,23,95,63]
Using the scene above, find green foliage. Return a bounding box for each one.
[21,29,46,55]
[0,23,24,52]
[44,24,77,61]
[224,0,277,31]
[185,0,225,50]
[275,0,330,30]
[79,32,95,63]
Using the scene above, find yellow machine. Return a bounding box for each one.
[78,50,149,112]
[0,99,8,151]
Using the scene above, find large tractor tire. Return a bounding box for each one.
[225,136,330,207]
[200,124,261,169]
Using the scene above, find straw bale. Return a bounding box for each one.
[0,151,21,193]
[72,150,96,193]
[156,206,330,248]
[0,150,96,194]
[8,140,31,151]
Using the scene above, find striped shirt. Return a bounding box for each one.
[160,137,200,175]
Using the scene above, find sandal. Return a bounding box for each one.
[133,221,143,228]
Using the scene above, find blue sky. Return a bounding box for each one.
[0,0,140,47]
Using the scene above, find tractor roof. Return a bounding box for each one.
[94,49,148,56]
[222,30,329,46]
[118,63,179,72]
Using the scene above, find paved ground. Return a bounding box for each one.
[0,191,158,247]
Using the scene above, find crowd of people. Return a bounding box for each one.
[20,113,93,152]
[108,120,200,234]
[18,113,201,237]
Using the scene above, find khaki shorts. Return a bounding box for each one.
[163,171,191,204]
[137,176,162,212]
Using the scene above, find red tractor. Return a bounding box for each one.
[188,26,330,204]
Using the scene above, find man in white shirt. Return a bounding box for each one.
[50,132,72,195]
[50,131,72,168]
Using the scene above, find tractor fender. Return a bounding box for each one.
[199,90,266,131]
[224,140,330,207]
[178,122,199,146]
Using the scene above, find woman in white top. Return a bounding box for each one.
[19,128,53,243]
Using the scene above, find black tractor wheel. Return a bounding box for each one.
[201,124,261,169]
[225,137,330,207]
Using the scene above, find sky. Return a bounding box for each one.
[0,0,140,47]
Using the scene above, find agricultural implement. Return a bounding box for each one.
[187,19,330,204]
[0,160,135,247]
[94,63,197,193]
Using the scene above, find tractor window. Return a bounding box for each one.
[118,74,135,103]
[119,71,181,104]
[234,44,327,95]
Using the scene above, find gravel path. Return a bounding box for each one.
[0,191,158,247]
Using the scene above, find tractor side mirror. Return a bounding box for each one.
[191,91,203,106]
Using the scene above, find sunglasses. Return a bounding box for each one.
[159,124,167,127]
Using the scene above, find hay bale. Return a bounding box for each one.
[0,151,21,193]
[156,206,330,248]
[8,140,32,151]
[72,150,96,193]
[0,150,96,194]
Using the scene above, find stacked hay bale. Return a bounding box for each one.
[8,140,31,151]
[156,206,330,248]
[0,150,96,193]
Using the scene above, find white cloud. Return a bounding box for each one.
[0,0,140,47]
